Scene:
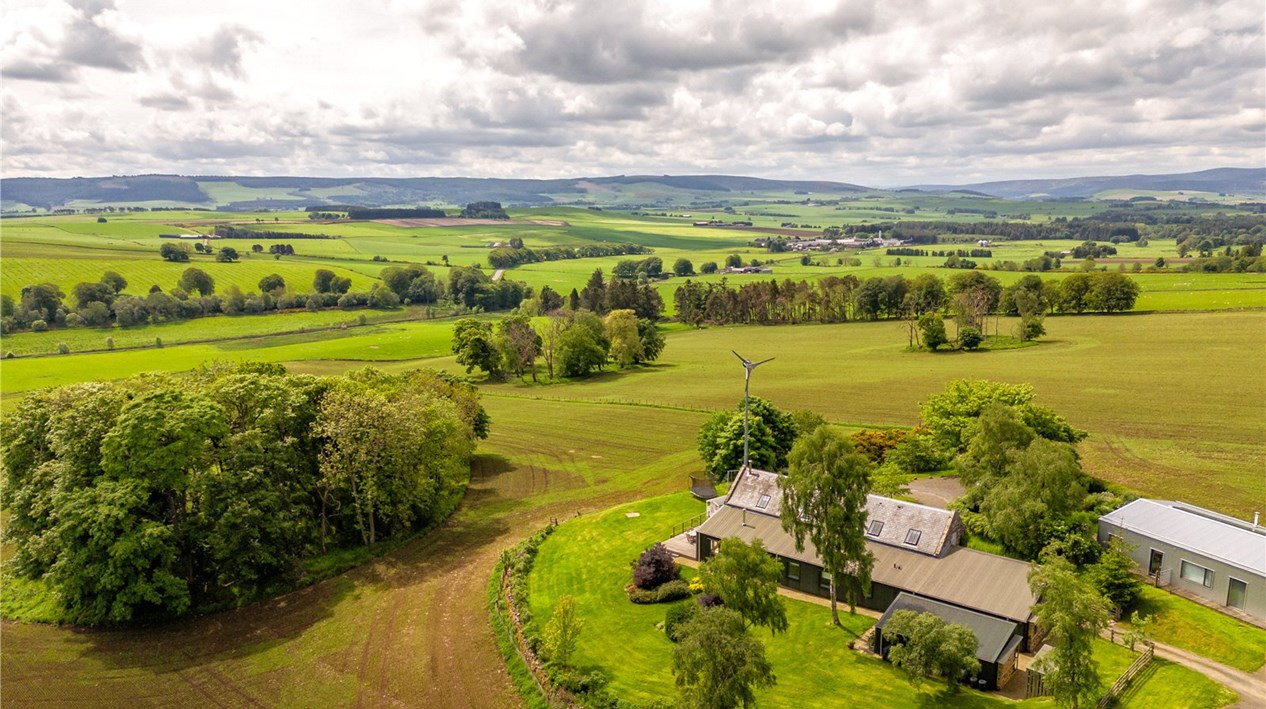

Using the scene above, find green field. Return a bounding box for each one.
[4,207,1262,311]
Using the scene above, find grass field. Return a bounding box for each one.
[526,491,1234,708]
[1132,585,1266,672]
[4,208,1261,311]
[4,311,1262,518]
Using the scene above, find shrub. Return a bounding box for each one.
[665,601,699,641]
[697,592,724,608]
[958,327,983,350]
[31,319,47,332]
[358,314,368,326]
[57,342,70,355]
[632,543,679,590]
[105,337,114,350]
[155,337,163,348]
[628,579,691,604]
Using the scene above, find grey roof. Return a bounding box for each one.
[876,592,1022,664]
[696,505,1036,622]
[1100,499,1266,577]
[865,495,958,557]
[721,468,958,556]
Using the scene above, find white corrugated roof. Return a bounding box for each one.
[1100,499,1266,576]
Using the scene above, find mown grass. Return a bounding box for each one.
[1132,584,1266,672]
[526,491,1232,708]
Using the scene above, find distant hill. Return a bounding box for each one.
[3,168,1261,212]
[907,167,1265,199]
[0,174,868,212]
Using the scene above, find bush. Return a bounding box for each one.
[632,543,679,590]
[105,337,114,350]
[57,342,70,355]
[665,601,699,641]
[697,592,724,608]
[155,337,163,348]
[31,319,47,332]
[628,579,691,604]
[357,314,368,326]
[958,327,983,350]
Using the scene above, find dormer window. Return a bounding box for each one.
[756,495,771,510]
[904,529,922,546]
[867,520,884,536]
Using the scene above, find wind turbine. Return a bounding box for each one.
[733,351,774,476]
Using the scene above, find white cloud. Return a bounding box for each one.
[0,0,1262,184]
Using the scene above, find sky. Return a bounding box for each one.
[1,0,1263,186]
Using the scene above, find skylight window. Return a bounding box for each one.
[904,529,922,546]
[867,520,884,536]
[756,494,771,510]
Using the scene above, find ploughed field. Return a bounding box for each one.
[1,205,1263,707]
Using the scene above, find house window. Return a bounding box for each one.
[756,495,771,510]
[709,539,720,556]
[786,561,801,581]
[1180,560,1214,588]
[904,529,922,546]
[819,570,832,592]
[867,520,884,536]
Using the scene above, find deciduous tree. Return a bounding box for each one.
[1029,557,1110,709]
[672,607,776,709]
[698,538,788,636]
[883,610,980,692]
[782,426,874,623]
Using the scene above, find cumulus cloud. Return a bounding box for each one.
[0,0,1261,183]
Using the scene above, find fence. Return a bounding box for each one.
[670,512,706,539]
[1095,644,1155,709]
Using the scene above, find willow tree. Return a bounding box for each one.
[781,426,874,624]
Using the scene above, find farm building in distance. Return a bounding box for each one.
[1098,499,1266,622]
[667,467,1042,677]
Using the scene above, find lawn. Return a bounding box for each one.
[1132,584,1266,672]
[526,491,1233,708]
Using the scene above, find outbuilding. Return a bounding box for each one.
[1098,499,1266,622]
[873,592,1024,691]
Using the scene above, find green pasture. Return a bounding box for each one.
[0,305,443,356]
[1132,585,1266,672]
[527,491,1232,708]
[3,310,1262,518]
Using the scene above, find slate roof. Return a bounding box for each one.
[876,592,1023,664]
[721,467,959,556]
[695,504,1036,622]
[1100,499,1266,577]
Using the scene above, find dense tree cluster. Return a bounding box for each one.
[696,397,799,481]
[451,306,665,381]
[487,241,649,270]
[459,201,509,219]
[1,364,488,624]
[346,207,447,219]
[210,226,339,240]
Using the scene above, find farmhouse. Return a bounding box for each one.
[874,592,1024,690]
[1098,499,1266,622]
[681,468,1040,650]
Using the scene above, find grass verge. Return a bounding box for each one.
[1132,584,1266,672]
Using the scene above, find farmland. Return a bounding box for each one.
[1,194,1264,708]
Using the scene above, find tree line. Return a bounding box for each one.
[487,241,650,270]
[1,364,488,624]
[672,270,1140,330]
[1,264,531,335]
[210,225,340,239]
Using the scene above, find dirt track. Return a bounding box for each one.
[0,434,663,708]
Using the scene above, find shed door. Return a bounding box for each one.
[1228,578,1247,610]
[1148,549,1164,576]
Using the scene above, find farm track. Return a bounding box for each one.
[0,447,658,708]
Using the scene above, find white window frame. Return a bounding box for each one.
[1180,559,1214,588]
